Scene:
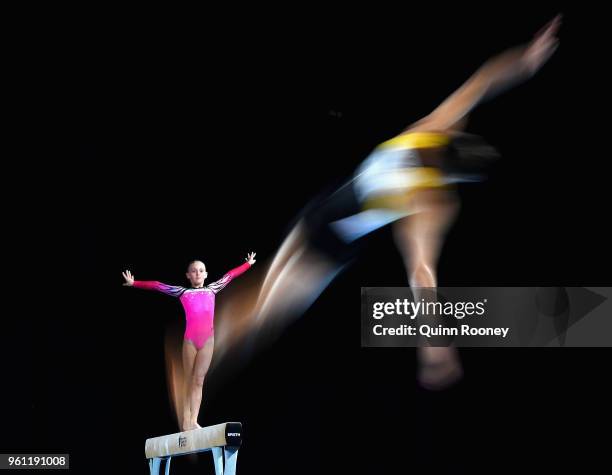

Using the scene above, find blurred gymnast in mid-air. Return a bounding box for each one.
[221,16,561,389]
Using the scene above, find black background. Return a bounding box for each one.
[4,4,611,474]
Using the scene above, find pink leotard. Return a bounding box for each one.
[133,262,251,349]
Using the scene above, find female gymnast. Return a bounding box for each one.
[122,252,256,430]
[244,16,561,389]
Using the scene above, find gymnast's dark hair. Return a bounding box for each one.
[443,133,501,180]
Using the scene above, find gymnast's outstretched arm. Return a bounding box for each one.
[122,269,186,297]
[206,253,256,294]
[408,14,561,133]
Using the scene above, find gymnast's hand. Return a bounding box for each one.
[246,252,257,265]
[122,270,135,286]
[522,14,561,75]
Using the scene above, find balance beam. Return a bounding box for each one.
[145,422,242,475]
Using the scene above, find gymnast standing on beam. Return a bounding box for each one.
[241,16,561,389]
[122,253,256,430]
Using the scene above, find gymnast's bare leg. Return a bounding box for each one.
[393,188,462,390]
[181,338,215,431]
[251,223,342,342]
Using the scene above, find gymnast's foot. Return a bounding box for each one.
[417,346,463,391]
[181,419,199,431]
[183,421,202,431]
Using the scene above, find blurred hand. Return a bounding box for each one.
[246,252,257,265]
[122,270,135,286]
